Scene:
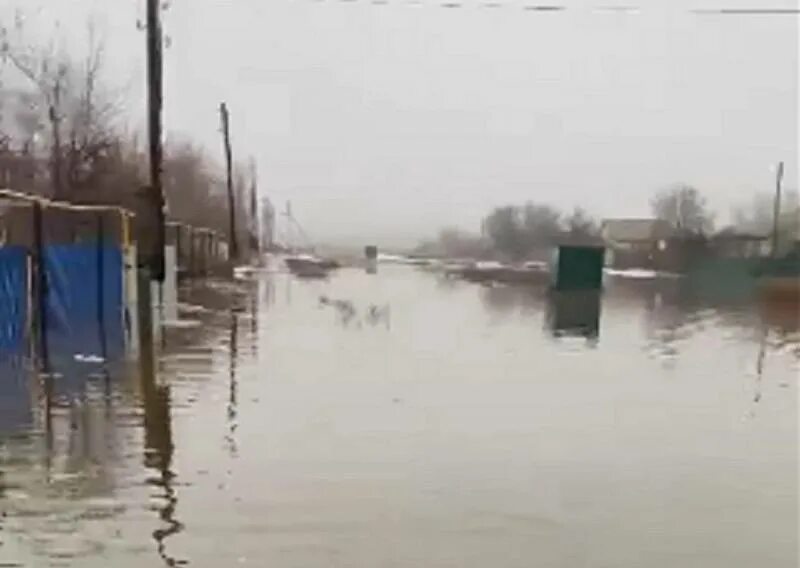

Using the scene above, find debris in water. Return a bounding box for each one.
[319,295,357,325]
[319,296,391,328]
[162,319,203,329]
[366,304,391,328]
[74,354,105,363]
[178,303,211,314]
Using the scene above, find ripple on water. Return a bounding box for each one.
[0,269,796,567]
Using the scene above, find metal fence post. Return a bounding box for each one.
[31,201,49,372]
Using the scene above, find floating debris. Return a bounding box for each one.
[162,319,203,329]
[74,354,105,364]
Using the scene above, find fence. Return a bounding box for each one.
[0,189,230,425]
[0,190,132,415]
[166,221,230,279]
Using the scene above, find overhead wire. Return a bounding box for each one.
[300,0,799,15]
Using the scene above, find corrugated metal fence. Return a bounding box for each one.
[0,189,229,431]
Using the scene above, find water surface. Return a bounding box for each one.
[1,265,797,567]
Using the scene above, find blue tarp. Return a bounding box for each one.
[0,246,28,354]
[0,246,32,432]
[43,244,125,396]
[0,242,128,427]
[0,354,33,433]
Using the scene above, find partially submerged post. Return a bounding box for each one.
[250,158,260,260]
[772,161,785,258]
[31,201,50,370]
[137,0,166,357]
[365,245,378,274]
[145,0,166,283]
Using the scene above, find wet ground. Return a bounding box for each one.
[0,263,797,567]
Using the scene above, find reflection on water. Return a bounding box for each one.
[139,336,181,568]
[226,310,239,458]
[0,265,797,567]
[546,291,602,343]
[759,300,800,358]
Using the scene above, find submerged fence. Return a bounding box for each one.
[0,189,229,429]
[167,221,230,279]
[0,190,131,424]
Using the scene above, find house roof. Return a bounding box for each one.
[601,218,673,242]
[712,227,770,241]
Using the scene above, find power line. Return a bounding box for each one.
[297,0,800,16]
[692,8,800,15]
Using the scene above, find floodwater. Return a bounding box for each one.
[1,263,797,567]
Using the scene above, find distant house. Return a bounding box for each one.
[601,219,674,249]
[778,210,800,256]
[601,218,675,269]
[710,228,771,259]
[789,224,800,254]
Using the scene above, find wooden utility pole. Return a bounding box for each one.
[284,200,293,251]
[146,0,166,282]
[219,102,238,260]
[771,161,785,257]
[48,79,63,200]
[249,158,259,255]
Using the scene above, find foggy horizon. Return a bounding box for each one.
[1,0,797,247]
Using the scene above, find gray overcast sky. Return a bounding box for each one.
[3,0,798,246]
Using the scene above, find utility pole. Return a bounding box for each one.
[284,200,293,251]
[219,102,238,261]
[249,158,259,256]
[146,0,166,282]
[261,197,275,251]
[771,161,785,257]
[48,78,63,200]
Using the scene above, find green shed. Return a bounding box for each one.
[551,245,605,291]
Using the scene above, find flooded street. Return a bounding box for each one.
[1,264,797,567]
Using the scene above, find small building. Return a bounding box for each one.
[601,218,674,251]
[777,221,800,257]
[600,218,675,269]
[710,228,771,259]
[550,245,605,291]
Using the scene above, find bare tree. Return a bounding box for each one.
[2,14,69,197]
[1,11,249,244]
[484,205,526,259]
[563,207,600,241]
[651,184,714,235]
[521,202,562,247]
[162,141,225,229]
[732,190,799,234]
[1,16,121,200]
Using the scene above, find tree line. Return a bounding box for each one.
[2,14,795,258]
[416,184,799,260]
[0,15,256,245]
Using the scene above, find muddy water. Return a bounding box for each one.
[0,265,797,567]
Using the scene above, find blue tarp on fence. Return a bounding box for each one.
[43,244,125,395]
[0,246,32,432]
[0,246,28,353]
[0,355,33,433]
[0,242,128,411]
